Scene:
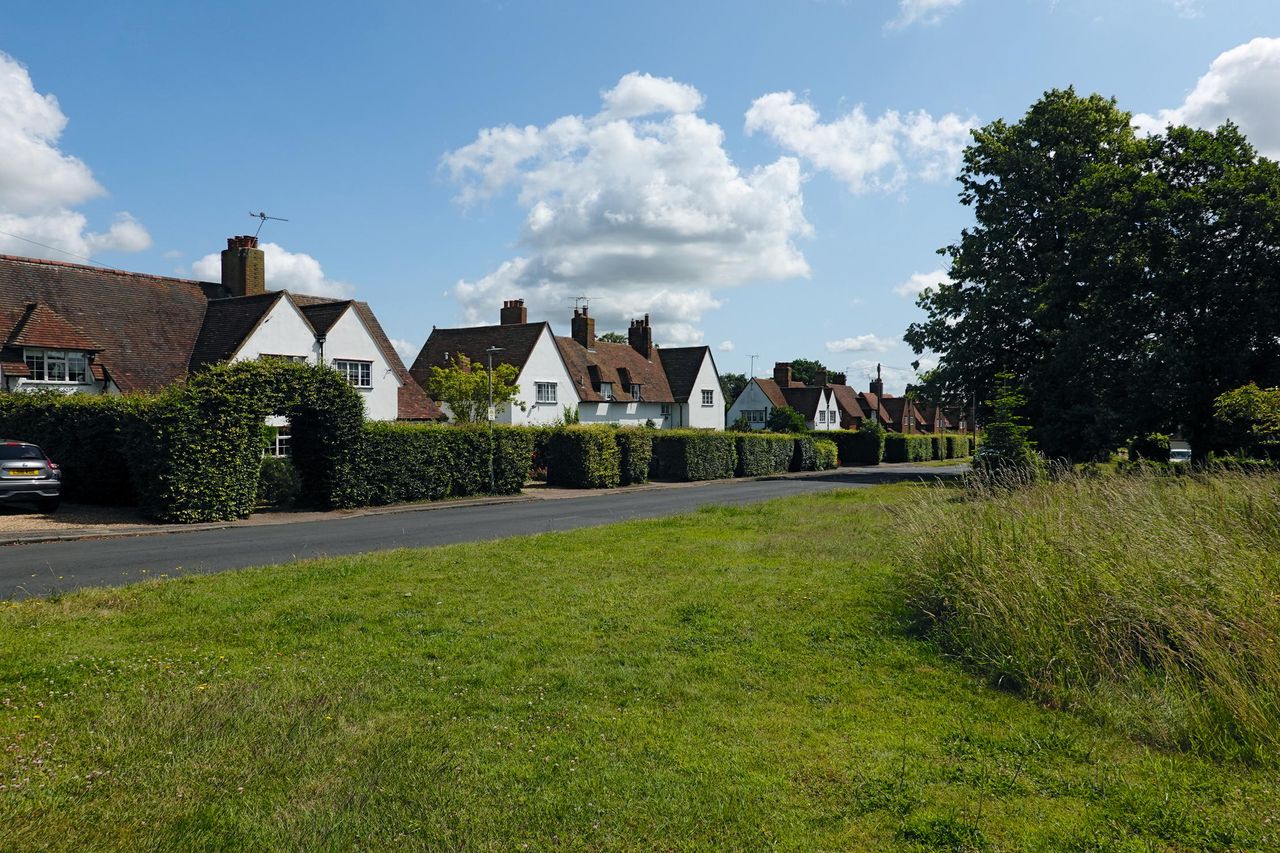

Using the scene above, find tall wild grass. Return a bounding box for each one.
[901,471,1280,764]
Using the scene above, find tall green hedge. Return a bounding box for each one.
[651,431,737,481]
[734,433,794,476]
[615,428,653,486]
[814,439,838,470]
[546,425,621,488]
[791,436,817,472]
[357,423,532,503]
[829,429,884,466]
[884,433,934,463]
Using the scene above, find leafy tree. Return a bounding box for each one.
[720,372,748,408]
[907,87,1280,460]
[424,354,523,424]
[789,358,829,387]
[975,374,1042,477]
[767,406,807,433]
[598,331,627,344]
[1127,433,1171,463]
[728,411,753,432]
[1214,383,1280,457]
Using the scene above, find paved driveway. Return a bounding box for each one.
[0,467,958,599]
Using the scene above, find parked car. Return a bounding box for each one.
[0,440,61,512]
[1169,447,1193,464]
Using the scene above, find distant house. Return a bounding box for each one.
[0,237,436,422]
[726,362,839,431]
[410,301,724,429]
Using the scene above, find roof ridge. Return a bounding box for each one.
[0,253,217,287]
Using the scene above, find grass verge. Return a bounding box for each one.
[2,484,1277,849]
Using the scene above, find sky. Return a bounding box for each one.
[3,0,1279,392]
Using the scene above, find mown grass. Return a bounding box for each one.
[2,484,1277,850]
[902,471,1280,766]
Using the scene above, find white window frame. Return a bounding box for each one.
[23,348,89,384]
[334,359,372,389]
[535,382,557,404]
[630,383,642,400]
[701,389,714,407]
[265,424,292,458]
[600,382,614,401]
[660,403,672,418]
[748,409,765,423]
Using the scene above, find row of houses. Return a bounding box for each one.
[727,362,970,435]
[0,236,722,429]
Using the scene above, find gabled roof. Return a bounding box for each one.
[411,321,551,383]
[0,254,220,393]
[779,386,826,418]
[296,300,352,335]
[555,337,674,403]
[3,302,102,352]
[751,378,790,409]
[829,384,863,424]
[657,346,714,403]
[188,292,285,371]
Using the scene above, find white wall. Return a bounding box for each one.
[683,351,725,430]
[231,297,316,363]
[809,389,839,431]
[508,325,580,426]
[578,399,669,427]
[725,379,773,431]
[321,306,402,421]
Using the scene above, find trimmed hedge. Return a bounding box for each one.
[735,433,794,477]
[546,425,621,489]
[791,436,817,472]
[652,431,737,481]
[814,439,838,470]
[828,429,884,466]
[885,433,934,463]
[615,428,653,486]
[357,423,533,503]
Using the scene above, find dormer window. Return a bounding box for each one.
[24,349,88,384]
[600,382,614,400]
[630,383,642,400]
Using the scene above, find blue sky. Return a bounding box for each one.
[3,0,1278,391]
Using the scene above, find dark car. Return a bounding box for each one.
[0,440,61,512]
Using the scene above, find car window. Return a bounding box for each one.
[0,444,43,460]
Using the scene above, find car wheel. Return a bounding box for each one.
[37,497,60,513]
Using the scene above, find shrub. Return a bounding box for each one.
[766,406,807,433]
[791,436,817,471]
[546,425,621,488]
[814,439,838,470]
[257,456,301,508]
[901,472,1280,763]
[651,431,737,481]
[734,433,794,476]
[615,428,653,486]
[1128,432,1171,463]
[828,426,884,466]
[973,374,1041,480]
[356,423,533,503]
[884,434,933,463]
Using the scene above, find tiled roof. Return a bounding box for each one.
[188,292,284,371]
[752,378,790,409]
[411,322,550,386]
[779,386,825,418]
[829,384,863,428]
[296,300,351,335]
[657,346,713,403]
[0,254,220,393]
[555,337,675,403]
[4,302,101,351]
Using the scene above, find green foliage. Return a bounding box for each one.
[814,439,838,470]
[354,423,532,503]
[767,405,807,433]
[944,435,965,459]
[546,425,621,489]
[787,358,829,387]
[615,428,653,486]
[930,435,945,460]
[561,405,580,425]
[884,434,933,463]
[1214,383,1280,459]
[727,412,753,432]
[827,425,885,466]
[733,433,794,476]
[1127,432,1171,463]
[907,87,1280,460]
[719,372,748,408]
[597,331,627,344]
[790,436,817,472]
[424,353,523,424]
[257,457,301,508]
[651,431,737,481]
[973,375,1042,479]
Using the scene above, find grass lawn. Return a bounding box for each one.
[2,485,1276,850]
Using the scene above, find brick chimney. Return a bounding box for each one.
[221,235,266,298]
[500,299,527,325]
[773,362,792,386]
[870,363,884,397]
[571,307,596,350]
[815,368,829,387]
[628,314,653,359]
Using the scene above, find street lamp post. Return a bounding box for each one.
[486,346,503,494]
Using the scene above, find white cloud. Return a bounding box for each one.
[1133,38,1280,160]
[443,72,811,343]
[745,91,976,193]
[390,337,418,362]
[893,268,950,298]
[824,334,896,354]
[0,51,151,260]
[1161,0,1201,19]
[191,241,355,299]
[886,0,964,30]
[717,340,735,352]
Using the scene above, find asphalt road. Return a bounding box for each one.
[0,467,954,600]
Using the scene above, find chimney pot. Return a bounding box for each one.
[500,298,527,325]
[627,313,653,359]
[221,235,265,297]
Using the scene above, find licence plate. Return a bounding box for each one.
[5,469,40,477]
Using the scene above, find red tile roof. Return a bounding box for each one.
[555,337,675,403]
[4,302,101,351]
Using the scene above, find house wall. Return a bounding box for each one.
[725,379,773,430]
[231,299,317,364]
[578,400,669,427]
[322,308,401,421]
[809,390,839,431]
[507,326,580,426]
[682,352,724,430]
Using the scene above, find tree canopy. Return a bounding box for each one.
[720,372,748,408]
[906,87,1280,459]
[597,332,627,344]
[424,354,523,424]
[788,358,829,387]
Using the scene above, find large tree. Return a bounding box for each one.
[788,358,829,386]
[906,88,1280,459]
[720,372,748,408]
[424,354,523,423]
